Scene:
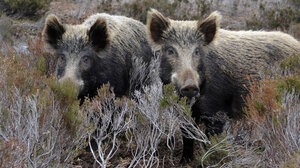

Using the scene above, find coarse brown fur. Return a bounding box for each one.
[147,9,300,163]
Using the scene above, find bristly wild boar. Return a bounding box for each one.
[43,13,153,102]
[147,9,300,163]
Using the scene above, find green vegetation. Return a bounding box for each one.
[267,7,298,29]
[245,75,300,120]
[281,151,300,168]
[246,6,300,30]
[243,54,300,167]
[0,35,87,167]
[122,0,182,23]
[160,84,192,116]
[96,0,212,23]
[198,133,233,167]
[280,54,300,73]
[277,75,300,94]
[278,54,300,95]
[245,54,300,120]
[3,0,52,18]
[48,79,82,136]
[288,0,300,6]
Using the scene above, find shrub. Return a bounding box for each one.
[281,151,300,168]
[198,133,232,167]
[96,0,212,23]
[79,65,208,167]
[246,6,300,30]
[3,0,52,17]
[0,37,90,167]
[280,54,300,74]
[243,55,300,166]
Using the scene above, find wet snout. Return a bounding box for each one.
[180,79,199,98]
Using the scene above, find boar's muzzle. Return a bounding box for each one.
[180,79,199,98]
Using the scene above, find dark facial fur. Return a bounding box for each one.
[44,14,154,103]
[43,15,130,102]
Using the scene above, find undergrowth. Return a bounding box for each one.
[0,33,208,167]
[97,0,212,23]
[2,0,52,18]
[0,19,299,167]
[0,34,90,167]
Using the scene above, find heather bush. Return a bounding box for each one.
[239,54,300,167]
[0,37,91,167]
[126,83,208,167]
[2,0,52,17]
[81,56,209,167]
[246,4,300,31]
[95,0,212,23]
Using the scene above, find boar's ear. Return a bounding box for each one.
[88,18,109,51]
[147,9,170,44]
[198,11,221,45]
[43,14,65,49]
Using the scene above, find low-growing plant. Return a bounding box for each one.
[281,151,300,168]
[79,57,208,167]
[3,0,52,18]
[0,38,90,167]
[242,55,300,166]
[246,6,300,30]
[95,0,212,24]
[280,54,300,74]
[198,133,232,167]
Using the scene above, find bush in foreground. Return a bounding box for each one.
[0,36,91,167]
[0,35,208,167]
[2,0,51,18]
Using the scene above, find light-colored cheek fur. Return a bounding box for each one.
[171,72,177,83]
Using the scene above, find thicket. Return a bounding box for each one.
[97,0,212,23]
[1,0,52,18]
[246,4,300,31]
[0,34,90,167]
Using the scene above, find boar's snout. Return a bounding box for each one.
[180,79,199,98]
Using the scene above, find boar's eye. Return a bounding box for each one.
[57,54,66,62]
[193,48,201,57]
[80,56,92,70]
[56,54,66,79]
[154,50,161,57]
[166,47,177,57]
[57,54,66,69]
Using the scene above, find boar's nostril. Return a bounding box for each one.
[180,82,199,98]
[180,86,199,98]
